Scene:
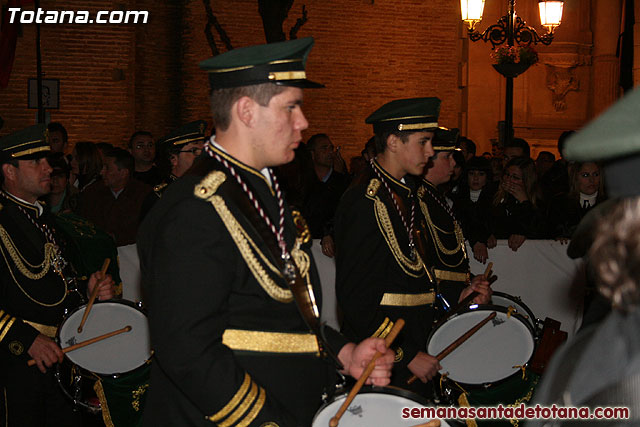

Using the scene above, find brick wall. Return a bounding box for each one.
[0,0,463,161]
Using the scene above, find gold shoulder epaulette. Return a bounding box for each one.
[366,178,380,197]
[194,170,226,199]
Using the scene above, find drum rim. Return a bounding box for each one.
[57,299,150,375]
[491,291,537,326]
[313,385,429,418]
[427,305,536,385]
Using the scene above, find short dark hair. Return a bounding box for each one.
[47,122,68,143]
[307,133,330,151]
[557,130,575,156]
[459,137,476,155]
[210,83,287,131]
[374,131,414,154]
[105,147,134,175]
[128,131,153,148]
[505,137,530,158]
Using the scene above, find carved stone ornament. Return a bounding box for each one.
[545,64,580,112]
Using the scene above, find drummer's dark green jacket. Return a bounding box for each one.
[0,192,83,372]
[137,146,347,427]
[334,161,437,389]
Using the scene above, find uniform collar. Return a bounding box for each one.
[209,137,274,191]
[372,159,412,196]
[1,189,44,217]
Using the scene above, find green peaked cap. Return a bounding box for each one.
[159,120,207,151]
[366,97,441,134]
[199,37,323,89]
[0,123,50,162]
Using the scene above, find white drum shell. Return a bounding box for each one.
[57,301,151,375]
[427,307,535,385]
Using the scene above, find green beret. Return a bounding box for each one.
[432,127,460,151]
[0,124,51,162]
[159,120,207,152]
[564,88,640,162]
[365,97,441,134]
[199,37,323,89]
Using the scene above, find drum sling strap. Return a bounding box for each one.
[220,175,343,369]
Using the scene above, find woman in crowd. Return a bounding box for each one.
[70,141,103,192]
[453,156,497,263]
[490,157,548,251]
[548,161,606,239]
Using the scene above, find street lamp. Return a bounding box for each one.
[460,0,564,144]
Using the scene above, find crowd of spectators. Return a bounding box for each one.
[39,122,598,268]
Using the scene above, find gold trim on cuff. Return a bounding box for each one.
[218,382,258,427]
[0,316,16,343]
[434,269,470,283]
[380,292,435,307]
[208,373,251,423]
[24,320,57,338]
[237,387,266,427]
[222,329,320,355]
[371,317,393,339]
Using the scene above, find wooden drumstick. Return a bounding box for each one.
[77,258,111,333]
[411,420,441,427]
[329,319,405,427]
[28,325,131,367]
[407,311,497,385]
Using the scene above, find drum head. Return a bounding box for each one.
[491,291,536,328]
[312,386,450,426]
[427,307,535,384]
[58,301,150,375]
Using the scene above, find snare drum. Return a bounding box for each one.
[427,305,535,385]
[56,300,151,424]
[312,386,452,426]
[57,300,151,375]
[491,291,538,331]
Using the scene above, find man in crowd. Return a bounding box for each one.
[47,122,68,154]
[334,98,491,395]
[502,137,531,167]
[0,124,114,426]
[78,147,151,246]
[304,133,350,258]
[128,131,164,187]
[458,136,476,163]
[137,37,393,426]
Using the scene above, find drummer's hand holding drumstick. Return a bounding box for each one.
[87,265,116,301]
[458,263,494,306]
[337,337,395,386]
[407,352,441,383]
[27,334,64,374]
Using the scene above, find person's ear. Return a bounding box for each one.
[386,134,401,153]
[2,163,16,182]
[235,96,257,127]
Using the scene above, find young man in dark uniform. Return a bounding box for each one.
[0,124,115,426]
[418,127,477,309]
[140,120,208,219]
[335,100,491,395]
[137,38,393,427]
